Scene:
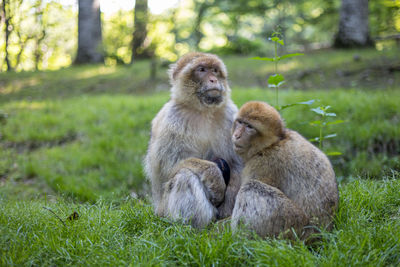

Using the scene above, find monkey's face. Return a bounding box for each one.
[169,53,230,109]
[191,64,226,106]
[232,101,285,160]
[232,119,258,155]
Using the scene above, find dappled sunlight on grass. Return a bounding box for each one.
[0,78,40,95]
[258,60,300,73]
[6,101,48,110]
[73,65,118,80]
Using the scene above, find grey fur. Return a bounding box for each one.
[144,53,243,227]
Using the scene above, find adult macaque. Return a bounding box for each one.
[231,101,339,239]
[144,52,242,227]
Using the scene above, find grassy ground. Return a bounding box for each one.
[0,48,400,265]
[1,175,400,266]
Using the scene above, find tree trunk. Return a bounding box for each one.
[75,0,103,64]
[33,0,45,70]
[1,0,12,71]
[131,0,149,63]
[193,2,208,49]
[334,0,374,48]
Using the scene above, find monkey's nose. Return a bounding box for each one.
[209,77,217,83]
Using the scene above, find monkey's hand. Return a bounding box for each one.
[212,158,231,186]
[177,158,227,207]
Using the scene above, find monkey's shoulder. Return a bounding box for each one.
[245,129,333,178]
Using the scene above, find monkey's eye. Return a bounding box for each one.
[246,124,254,130]
[213,68,218,73]
[198,66,206,72]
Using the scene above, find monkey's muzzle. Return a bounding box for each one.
[198,88,224,105]
[205,89,222,98]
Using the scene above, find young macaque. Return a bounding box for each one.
[231,101,339,239]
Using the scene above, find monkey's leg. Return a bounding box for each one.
[217,168,241,219]
[158,168,218,228]
[177,158,227,207]
[231,180,309,239]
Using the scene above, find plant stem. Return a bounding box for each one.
[319,116,324,149]
[319,126,322,149]
[274,42,278,74]
[274,41,278,107]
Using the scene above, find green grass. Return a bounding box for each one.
[1,174,399,266]
[1,89,399,202]
[1,48,399,104]
[0,49,400,265]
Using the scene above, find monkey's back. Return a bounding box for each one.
[244,130,339,227]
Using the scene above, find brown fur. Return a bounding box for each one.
[144,53,243,228]
[231,101,339,240]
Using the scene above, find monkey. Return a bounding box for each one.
[144,52,242,227]
[230,101,339,239]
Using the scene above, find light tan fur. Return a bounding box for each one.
[231,101,339,239]
[144,52,242,227]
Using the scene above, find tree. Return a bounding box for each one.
[1,0,13,71]
[32,0,46,70]
[334,0,374,48]
[75,0,103,64]
[192,1,210,49]
[131,0,149,62]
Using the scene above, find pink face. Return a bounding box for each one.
[192,64,226,105]
[232,119,257,155]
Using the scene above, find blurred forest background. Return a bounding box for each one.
[1,0,399,71]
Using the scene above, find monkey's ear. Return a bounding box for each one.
[168,63,178,83]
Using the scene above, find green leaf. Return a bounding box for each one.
[326,120,345,125]
[298,99,315,105]
[324,133,337,139]
[326,151,342,156]
[325,112,337,117]
[268,74,285,87]
[309,137,320,142]
[311,107,324,115]
[280,99,316,110]
[269,37,284,45]
[309,120,321,126]
[280,104,296,110]
[279,53,304,60]
[251,57,275,61]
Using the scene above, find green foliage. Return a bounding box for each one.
[309,104,345,154]
[252,32,303,108]
[0,0,76,71]
[103,11,134,65]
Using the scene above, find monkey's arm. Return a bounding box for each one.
[174,158,227,207]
